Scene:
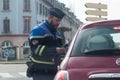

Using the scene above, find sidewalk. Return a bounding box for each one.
[0,60,27,64]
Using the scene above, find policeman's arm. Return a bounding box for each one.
[29,37,58,55]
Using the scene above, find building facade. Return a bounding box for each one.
[0,0,83,60]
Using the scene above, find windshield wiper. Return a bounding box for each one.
[83,49,120,56]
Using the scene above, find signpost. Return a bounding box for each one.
[85,3,107,22]
[4,49,9,62]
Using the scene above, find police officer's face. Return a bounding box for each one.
[49,16,62,29]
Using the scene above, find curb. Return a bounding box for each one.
[0,60,27,64]
[0,62,26,64]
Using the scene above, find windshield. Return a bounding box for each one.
[72,25,120,56]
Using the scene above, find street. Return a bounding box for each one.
[0,64,55,80]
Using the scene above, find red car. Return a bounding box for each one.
[54,20,120,80]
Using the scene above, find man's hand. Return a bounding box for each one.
[56,47,65,54]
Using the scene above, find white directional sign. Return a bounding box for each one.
[85,3,107,21]
[85,3,107,9]
[86,17,107,21]
[85,10,107,16]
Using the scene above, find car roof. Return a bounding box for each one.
[80,19,120,30]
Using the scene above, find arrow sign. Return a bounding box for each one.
[85,3,107,9]
[86,17,107,21]
[85,10,107,16]
[4,49,9,57]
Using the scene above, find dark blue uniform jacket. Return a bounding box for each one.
[29,20,63,65]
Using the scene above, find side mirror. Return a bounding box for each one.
[64,43,69,47]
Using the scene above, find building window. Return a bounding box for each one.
[2,41,13,48]
[45,7,48,16]
[23,41,29,47]
[43,5,44,15]
[51,0,54,4]
[23,16,31,33]
[23,41,30,58]
[3,17,10,33]
[36,2,38,14]
[23,0,31,11]
[39,4,42,14]
[3,0,10,11]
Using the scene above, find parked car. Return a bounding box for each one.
[54,19,120,80]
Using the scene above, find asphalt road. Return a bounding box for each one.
[0,64,56,80]
[33,71,56,80]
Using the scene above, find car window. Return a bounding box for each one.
[71,25,120,56]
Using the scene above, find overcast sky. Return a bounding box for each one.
[58,0,120,23]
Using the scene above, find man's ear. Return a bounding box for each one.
[48,15,50,20]
[48,15,51,20]
[48,15,53,22]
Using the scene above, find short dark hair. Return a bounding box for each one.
[48,7,65,19]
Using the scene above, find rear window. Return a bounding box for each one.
[71,25,120,56]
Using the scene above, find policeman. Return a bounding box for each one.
[27,7,65,77]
